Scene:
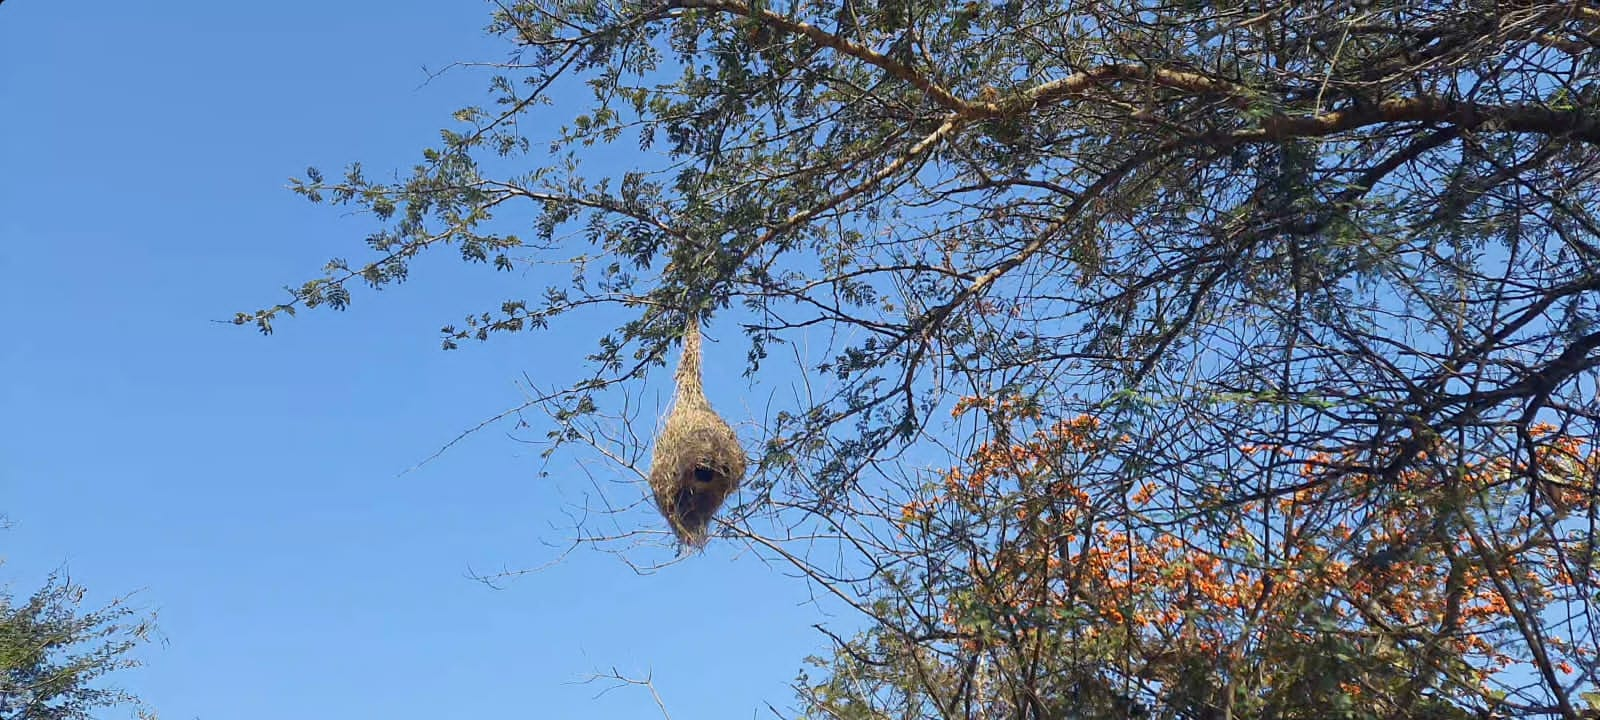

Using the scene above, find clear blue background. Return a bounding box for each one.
[0,2,837,717]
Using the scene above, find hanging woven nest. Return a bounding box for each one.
[647,316,747,548]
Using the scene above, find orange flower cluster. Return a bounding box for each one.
[909,395,1600,703]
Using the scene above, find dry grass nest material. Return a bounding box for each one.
[648,320,747,548]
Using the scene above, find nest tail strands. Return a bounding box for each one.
[648,317,747,548]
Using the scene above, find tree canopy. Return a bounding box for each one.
[244,0,1600,717]
[0,570,153,720]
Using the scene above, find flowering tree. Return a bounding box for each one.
[797,397,1598,718]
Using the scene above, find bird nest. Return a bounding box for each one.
[648,405,746,547]
[647,319,747,548]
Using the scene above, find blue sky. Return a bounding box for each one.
[0,2,842,717]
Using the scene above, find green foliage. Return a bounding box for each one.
[0,572,153,720]
[245,0,1600,717]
